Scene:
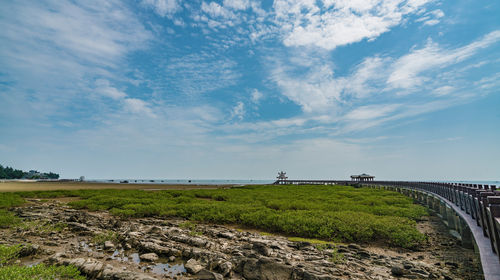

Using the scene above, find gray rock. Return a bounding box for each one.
[104,241,115,250]
[194,269,223,280]
[186,258,205,274]
[140,252,158,262]
[391,264,405,276]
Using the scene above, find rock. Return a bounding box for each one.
[391,264,405,276]
[357,250,371,259]
[402,261,414,269]
[140,252,159,262]
[194,269,223,280]
[169,255,176,262]
[19,244,39,257]
[252,241,271,256]
[185,258,205,274]
[218,232,235,239]
[104,241,115,250]
[348,244,362,251]
[218,261,233,276]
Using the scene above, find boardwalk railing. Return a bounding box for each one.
[273,180,500,280]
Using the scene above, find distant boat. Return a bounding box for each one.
[120,180,129,184]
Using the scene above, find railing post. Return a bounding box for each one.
[479,192,495,237]
[486,196,500,257]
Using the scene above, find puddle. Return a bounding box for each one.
[108,250,186,277]
[80,241,92,252]
[130,252,141,263]
[144,262,186,277]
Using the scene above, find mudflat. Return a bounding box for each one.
[0,181,226,192]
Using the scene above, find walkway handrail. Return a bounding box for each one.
[273,180,500,279]
[358,181,500,280]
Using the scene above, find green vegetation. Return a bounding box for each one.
[287,237,333,245]
[0,193,24,228]
[91,230,119,246]
[0,164,59,179]
[329,248,345,264]
[0,244,22,266]
[17,221,67,234]
[15,185,427,248]
[0,264,85,280]
[0,244,84,279]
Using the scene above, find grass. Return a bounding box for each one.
[17,221,67,234]
[0,244,84,279]
[13,185,428,248]
[0,193,24,228]
[0,244,22,266]
[91,231,119,246]
[288,237,334,245]
[0,264,85,280]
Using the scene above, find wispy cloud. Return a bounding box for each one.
[164,53,241,95]
[273,0,433,50]
[141,0,182,17]
[388,30,500,90]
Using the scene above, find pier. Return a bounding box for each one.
[273,179,500,280]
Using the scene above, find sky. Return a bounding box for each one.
[0,0,499,181]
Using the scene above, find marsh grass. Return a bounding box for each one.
[15,185,428,248]
[91,231,119,246]
[17,221,67,234]
[0,244,22,266]
[0,193,24,228]
[0,263,85,280]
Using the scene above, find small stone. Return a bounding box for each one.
[140,253,159,262]
[185,258,204,274]
[104,241,115,250]
[391,264,405,276]
[169,256,176,262]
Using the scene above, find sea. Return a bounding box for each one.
[84,179,500,186]
[86,179,275,185]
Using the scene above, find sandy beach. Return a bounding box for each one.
[0,181,228,192]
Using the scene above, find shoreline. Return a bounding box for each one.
[0,181,233,192]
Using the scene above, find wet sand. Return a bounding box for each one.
[0,181,229,192]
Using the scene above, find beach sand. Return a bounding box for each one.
[0,181,228,192]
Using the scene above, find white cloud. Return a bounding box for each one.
[388,30,500,90]
[124,98,155,117]
[250,89,263,103]
[142,0,182,17]
[201,1,236,20]
[231,101,245,120]
[433,85,454,96]
[223,0,251,10]
[417,9,445,26]
[95,79,127,100]
[345,104,400,120]
[273,0,432,50]
[164,53,240,95]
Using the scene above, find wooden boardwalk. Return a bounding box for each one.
[274,179,500,280]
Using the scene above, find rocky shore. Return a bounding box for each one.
[1,199,482,279]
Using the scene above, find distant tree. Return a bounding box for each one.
[0,163,59,179]
[46,172,59,179]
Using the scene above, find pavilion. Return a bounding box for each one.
[350,173,375,182]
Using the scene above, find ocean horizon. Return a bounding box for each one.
[84,179,500,186]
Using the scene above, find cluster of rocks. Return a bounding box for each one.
[1,200,481,280]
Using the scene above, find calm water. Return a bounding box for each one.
[87,179,275,185]
[85,179,499,186]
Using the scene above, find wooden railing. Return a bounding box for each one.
[273,179,500,279]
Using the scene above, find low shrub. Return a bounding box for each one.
[17,185,428,248]
[0,264,85,280]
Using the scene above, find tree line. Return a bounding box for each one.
[0,164,59,179]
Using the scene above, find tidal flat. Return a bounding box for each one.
[0,185,482,279]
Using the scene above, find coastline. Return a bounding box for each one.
[0,181,232,192]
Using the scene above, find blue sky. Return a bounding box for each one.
[0,0,499,180]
